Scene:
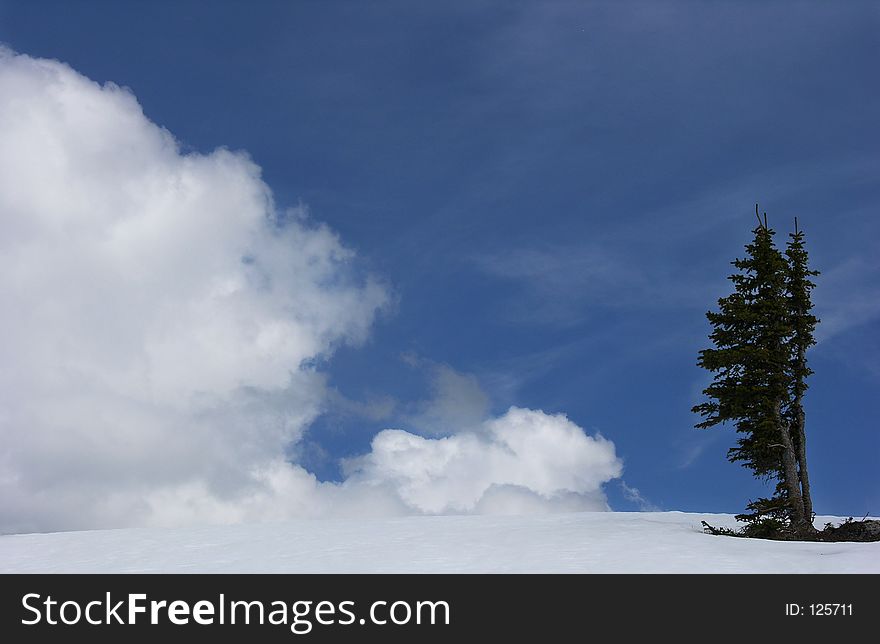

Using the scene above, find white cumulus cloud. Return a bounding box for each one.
[345,407,622,514]
[0,49,624,533]
[0,48,387,532]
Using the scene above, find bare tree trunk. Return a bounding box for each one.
[793,400,814,526]
[775,400,809,534]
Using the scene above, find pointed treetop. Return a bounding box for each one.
[753,204,770,231]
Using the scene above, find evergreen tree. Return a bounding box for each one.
[784,218,819,522]
[693,207,817,537]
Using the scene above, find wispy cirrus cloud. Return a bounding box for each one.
[814,255,880,343]
[620,481,661,512]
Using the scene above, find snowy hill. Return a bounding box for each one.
[1,512,876,574]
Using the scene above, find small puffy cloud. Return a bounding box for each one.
[345,407,623,514]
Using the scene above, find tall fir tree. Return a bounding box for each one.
[693,207,817,536]
[784,218,819,522]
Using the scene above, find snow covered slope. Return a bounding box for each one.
[1,512,876,573]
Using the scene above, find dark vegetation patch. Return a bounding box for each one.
[701,517,880,542]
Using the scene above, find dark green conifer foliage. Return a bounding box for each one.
[693,207,818,537]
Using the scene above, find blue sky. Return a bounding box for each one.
[1,1,877,518]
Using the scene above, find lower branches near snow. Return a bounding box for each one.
[701,517,880,542]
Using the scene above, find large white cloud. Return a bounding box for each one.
[0,49,623,533]
[0,49,388,532]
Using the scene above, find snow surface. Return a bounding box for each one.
[1,512,876,574]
